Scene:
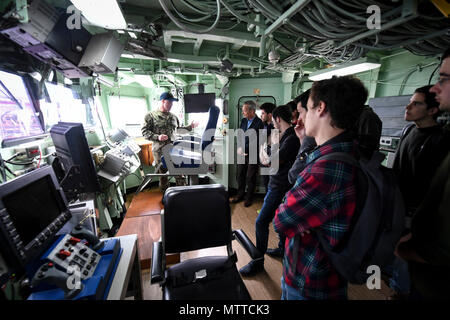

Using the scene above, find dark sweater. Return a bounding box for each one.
[393,124,450,213]
[288,136,317,185]
[268,126,300,193]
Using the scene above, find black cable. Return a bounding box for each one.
[6,152,26,162]
[428,64,440,85]
[5,160,35,166]
[273,37,295,54]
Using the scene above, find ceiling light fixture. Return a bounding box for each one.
[69,0,127,30]
[308,57,381,81]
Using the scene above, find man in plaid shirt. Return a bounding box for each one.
[274,76,368,300]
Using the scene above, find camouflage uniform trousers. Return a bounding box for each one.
[153,149,187,194]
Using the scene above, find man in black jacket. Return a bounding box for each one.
[240,105,300,276]
[230,100,264,207]
[390,84,450,299]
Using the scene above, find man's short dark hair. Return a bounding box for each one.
[310,76,368,130]
[272,105,292,124]
[415,85,441,119]
[286,101,297,114]
[294,89,311,110]
[260,102,275,114]
[442,47,450,62]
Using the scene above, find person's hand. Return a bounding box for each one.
[190,121,199,129]
[270,130,280,145]
[398,233,412,244]
[158,134,169,141]
[237,147,248,156]
[294,118,306,143]
[394,233,412,258]
[259,144,270,166]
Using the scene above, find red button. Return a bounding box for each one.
[69,237,81,245]
[48,262,53,267]
[57,249,71,260]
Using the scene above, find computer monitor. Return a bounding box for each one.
[184,93,216,113]
[50,122,101,202]
[0,166,72,274]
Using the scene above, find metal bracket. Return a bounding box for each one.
[15,0,28,23]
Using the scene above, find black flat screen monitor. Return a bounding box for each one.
[50,122,101,201]
[0,166,71,274]
[184,93,216,113]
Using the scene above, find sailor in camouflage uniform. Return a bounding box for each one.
[141,92,197,193]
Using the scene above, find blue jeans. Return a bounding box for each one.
[389,257,411,294]
[255,187,285,254]
[281,277,306,300]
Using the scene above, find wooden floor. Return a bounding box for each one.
[124,188,392,300]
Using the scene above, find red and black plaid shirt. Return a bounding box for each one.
[274,133,358,300]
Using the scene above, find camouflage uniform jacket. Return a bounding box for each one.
[141,110,192,153]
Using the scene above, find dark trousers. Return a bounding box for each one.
[236,162,259,200]
[262,172,270,193]
[255,187,286,255]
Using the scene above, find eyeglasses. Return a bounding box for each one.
[437,76,450,86]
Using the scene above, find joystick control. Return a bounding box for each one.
[71,226,104,251]
[31,262,83,299]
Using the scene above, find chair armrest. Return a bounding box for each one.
[233,229,262,260]
[179,135,202,143]
[150,241,164,284]
[173,140,201,150]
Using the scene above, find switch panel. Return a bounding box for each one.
[46,234,100,280]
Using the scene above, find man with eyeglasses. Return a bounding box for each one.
[389,85,448,299]
[396,48,450,300]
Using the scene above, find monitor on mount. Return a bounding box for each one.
[0,166,72,276]
[184,93,216,113]
[50,122,101,202]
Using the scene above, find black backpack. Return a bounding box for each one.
[308,151,405,284]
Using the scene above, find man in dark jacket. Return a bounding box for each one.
[396,48,450,300]
[389,84,449,298]
[240,105,300,276]
[230,100,264,207]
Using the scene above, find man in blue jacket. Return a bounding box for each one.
[230,100,264,207]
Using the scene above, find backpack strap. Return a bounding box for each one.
[314,152,368,253]
[316,152,360,167]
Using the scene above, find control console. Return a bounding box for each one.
[46,234,100,280]
[27,226,122,300]
[31,261,82,299]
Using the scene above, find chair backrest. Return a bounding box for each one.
[162,184,231,254]
[201,106,220,150]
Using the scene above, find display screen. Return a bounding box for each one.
[184,93,215,113]
[0,70,44,142]
[2,175,63,246]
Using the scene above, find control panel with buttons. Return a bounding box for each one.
[46,234,100,279]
